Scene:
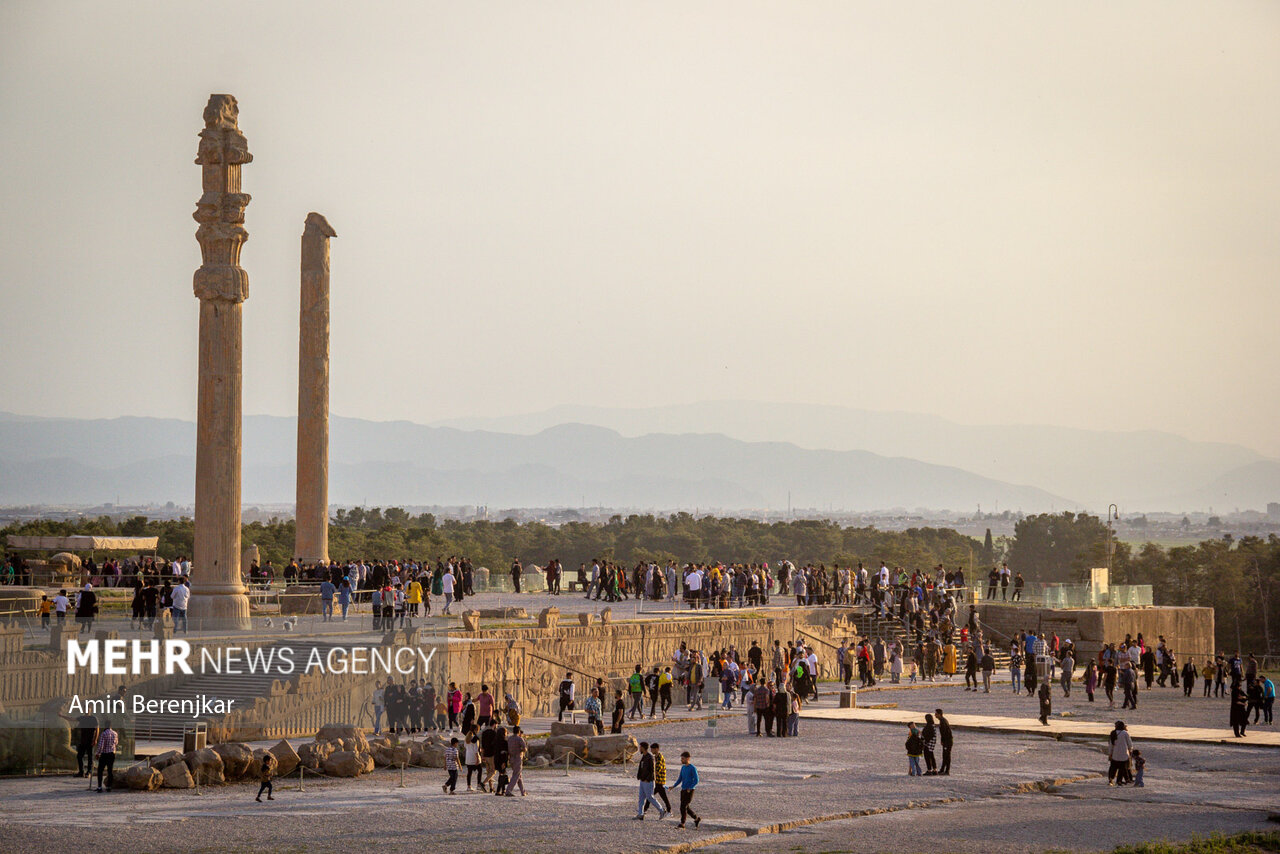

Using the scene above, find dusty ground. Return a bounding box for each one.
[1,697,1274,854]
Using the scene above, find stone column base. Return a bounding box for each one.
[188,590,251,632]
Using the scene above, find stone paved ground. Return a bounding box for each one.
[2,692,1275,854]
[843,674,1275,734]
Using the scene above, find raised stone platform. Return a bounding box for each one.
[802,706,1280,748]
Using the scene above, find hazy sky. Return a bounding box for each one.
[3,1,1278,456]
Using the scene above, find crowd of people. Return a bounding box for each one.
[1007,630,1275,736]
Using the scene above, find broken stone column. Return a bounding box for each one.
[189,94,253,631]
[294,213,336,564]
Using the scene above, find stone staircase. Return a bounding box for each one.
[841,606,1012,670]
[133,640,344,743]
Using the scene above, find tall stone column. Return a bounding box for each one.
[189,94,252,631]
[295,213,336,564]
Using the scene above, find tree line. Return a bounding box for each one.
[4,509,1276,652]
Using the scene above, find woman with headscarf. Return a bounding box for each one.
[1108,720,1133,785]
[1230,681,1250,737]
[1083,658,1097,702]
[921,713,938,775]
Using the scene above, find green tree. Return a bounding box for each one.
[1008,512,1110,583]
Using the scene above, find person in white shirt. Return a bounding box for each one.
[53,590,70,625]
[441,570,456,614]
[686,569,702,609]
[169,580,190,633]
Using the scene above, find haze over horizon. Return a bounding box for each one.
[3,2,1278,458]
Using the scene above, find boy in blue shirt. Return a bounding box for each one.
[668,750,701,829]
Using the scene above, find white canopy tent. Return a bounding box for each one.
[6,535,159,552]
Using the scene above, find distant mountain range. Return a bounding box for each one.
[0,406,1274,512]
[0,412,1069,512]
[434,402,1277,512]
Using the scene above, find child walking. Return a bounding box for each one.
[1132,749,1145,787]
[255,758,274,802]
[464,731,482,791]
[442,737,459,794]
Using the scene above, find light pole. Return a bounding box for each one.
[1105,504,1119,581]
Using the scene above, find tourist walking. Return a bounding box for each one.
[669,751,701,829]
[442,737,459,793]
[94,718,117,792]
[256,755,275,801]
[505,726,527,795]
[633,743,667,820]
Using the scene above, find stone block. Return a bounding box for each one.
[585,733,638,764]
[324,750,374,777]
[122,762,162,791]
[297,740,334,770]
[316,723,368,754]
[462,610,480,632]
[538,607,560,629]
[184,747,225,785]
[161,762,195,789]
[549,721,597,738]
[269,739,300,778]
[211,742,255,779]
[546,733,587,761]
[578,613,594,627]
[148,749,185,771]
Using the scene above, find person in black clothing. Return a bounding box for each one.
[141,580,159,629]
[935,709,953,775]
[921,713,938,775]
[1230,682,1249,737]
[384,680,402,734]
[772,684,790,738]
[633,742,666,820]
[130,579,144,628]
[558,672,575,722]
[611,690,626,733]
[748,641,763,673]
[645,667,661,718]
[492,726,509,795]
[59,709,98,777]
[1038,681,1052,725]
[75,584,98,634]
[1247,678,1264,726]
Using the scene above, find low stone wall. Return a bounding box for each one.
[979,603,1215,661]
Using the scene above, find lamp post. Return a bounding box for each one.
[1105,504,1119,581]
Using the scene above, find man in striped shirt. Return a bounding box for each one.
[95,718,118,792]
[643,742,672,817]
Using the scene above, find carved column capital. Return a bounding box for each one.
[193,95,251,304]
